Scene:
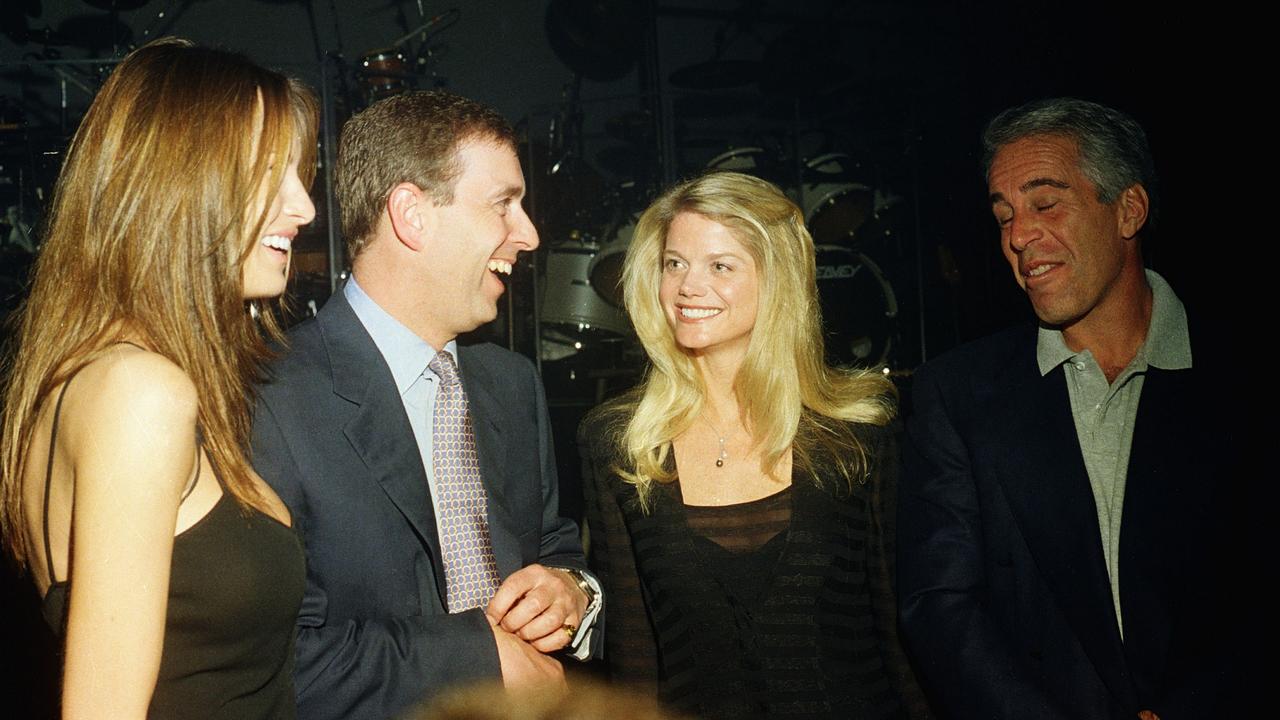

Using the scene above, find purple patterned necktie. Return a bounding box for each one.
[430,350,501,612]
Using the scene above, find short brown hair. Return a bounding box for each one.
[336,90,516,260]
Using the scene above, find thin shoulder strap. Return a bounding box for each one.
[42,375,77,585]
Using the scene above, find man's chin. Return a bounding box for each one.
[1031,302,1086,330]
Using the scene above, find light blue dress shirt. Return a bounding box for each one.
[343,277,600,655]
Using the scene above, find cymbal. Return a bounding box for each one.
[668,59,761,90]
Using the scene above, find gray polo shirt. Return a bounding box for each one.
[1035,269,1191,639]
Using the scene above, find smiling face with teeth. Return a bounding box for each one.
[988,134,1144,332]
[658,212,759,365]
[241,136,316,300]
[413,137,538,347]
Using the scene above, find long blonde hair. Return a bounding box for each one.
[0,38,318,568]
[613,171,895,509]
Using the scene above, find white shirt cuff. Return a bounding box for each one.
[553,567,602,661]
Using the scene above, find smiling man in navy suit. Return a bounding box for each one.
[251,91,601,720]
[897,98,1233,720]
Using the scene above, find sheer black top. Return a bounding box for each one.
[580,414,930,719]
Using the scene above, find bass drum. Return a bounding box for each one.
[802,153,874,248]
[814,245,898,369]
[540,242,629,361]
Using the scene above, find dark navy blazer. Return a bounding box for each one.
[252,289,591,720]
[897,322,1234,720]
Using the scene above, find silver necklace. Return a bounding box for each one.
[702,412,729,468]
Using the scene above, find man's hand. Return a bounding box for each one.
[490,621,565,690]
[486,564,588,653]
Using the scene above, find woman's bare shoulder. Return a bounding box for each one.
[59,346,198,454]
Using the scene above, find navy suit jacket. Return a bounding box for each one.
[252,290,592,720]
[897,322,1234,720]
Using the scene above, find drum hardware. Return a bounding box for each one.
[388,9,460,49]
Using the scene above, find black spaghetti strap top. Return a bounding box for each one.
[40,358,305,720]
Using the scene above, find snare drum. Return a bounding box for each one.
[359,49,410,105]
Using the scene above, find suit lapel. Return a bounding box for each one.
[318,292,448,604]
[457,346,523,581]
[984,342,1138,708]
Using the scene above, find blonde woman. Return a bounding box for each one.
[0,39,316,719]
[579,172,927,719]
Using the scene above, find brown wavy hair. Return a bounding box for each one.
[0,38,317,568]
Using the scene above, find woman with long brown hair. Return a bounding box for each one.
[580,171,928,719]
[0,39,316,718]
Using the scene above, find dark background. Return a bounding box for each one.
[1,0,1245,715]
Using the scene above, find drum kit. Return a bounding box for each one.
[2,2,908,373]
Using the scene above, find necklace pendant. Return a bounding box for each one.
[715,458,724,468]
